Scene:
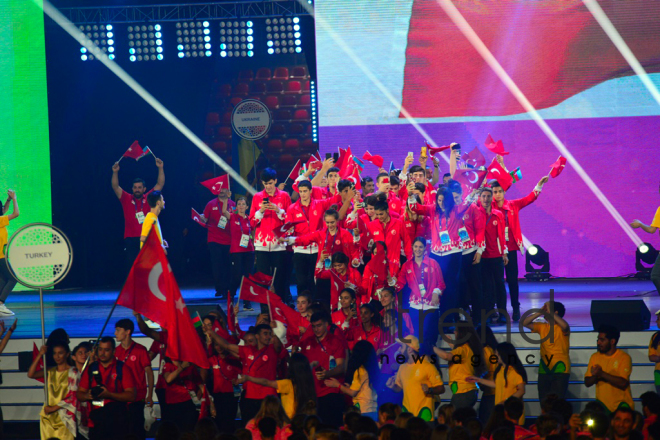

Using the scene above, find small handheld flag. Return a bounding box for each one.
[192,312,203,329]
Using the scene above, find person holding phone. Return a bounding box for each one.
[249,168,293,308]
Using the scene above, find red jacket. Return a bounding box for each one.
[249,189,292,251]
[368,217,412,276]
[476,205,507,258]
[331,309,359,333]
[410,203,463,255]
[460,202,485,253]
[286,195,341,254]
[395,257,445,309]
[229,213,254,253]
[316,267,362,311]
[492,189,540,252]
[402,213,431,245]
[346,324,383,351]
[295,227,360,268]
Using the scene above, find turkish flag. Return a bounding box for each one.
[118,229,210,368]
[549,156,567,178]
[269,297,303,335]
[335,147,348,170]
[306,155,323,172]
[273,219,305,238]
[484,134,509,156]
[288,159,303,181]
[425,141,451,156]
[239,276,272,304]
[461,147,486,168]
[30,343,44,383]
[122,141,145,160]
[454,168,489,194]
[200,174,230,195]
[362,151,384,169]
[191,208,206,228]
[227,296,237,333]
[486,158,514,191]
[249,272,273,286]
[345,165,362,190]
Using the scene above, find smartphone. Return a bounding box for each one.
[264,197,269,204]
[407,152,413,158]
[421,146,427,157]
[325,152,331,160]
[333,152,339,162]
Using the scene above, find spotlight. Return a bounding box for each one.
[635,242,659,279]
[525,244,551,281]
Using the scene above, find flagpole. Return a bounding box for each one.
[80,289,123,375]
[149,147,156,159]
[238,276,244,303]
[267,268,276,322]
[118,156,124,163]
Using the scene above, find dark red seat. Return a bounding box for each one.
[289,123,304,135]
[212,141,228,152]
[273,67,289,80]
[291,66,307,79]
[250,82,267,94]
[286,81,302,93]
[256,68,272,80]
[268,81,284,93]
[264,95,280,110]
[285,139,300,149]
[274,109,292,121]
[206,112,220,126]
[299,95,311,106]
[236,82,250,95]
[217,126,232,137]
[293,109,309,120]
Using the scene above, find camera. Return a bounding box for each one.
[91,386,104,399]
[90,368,105,400]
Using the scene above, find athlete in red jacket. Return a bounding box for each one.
[369,195,413,277]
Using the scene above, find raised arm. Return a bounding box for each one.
[154,158,165,191]
[0,319,16,355]
[27,344,46,379]
[431,156,440,186]
[6,190,19,221]
[205,328,240,357]
[111,162,123,199]
[236,374,278,389]
[133,312,161,341]
[311,158,334,187]
[630,208,660,235]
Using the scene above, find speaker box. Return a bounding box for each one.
[590,300,651,331]
[18,351,33,372]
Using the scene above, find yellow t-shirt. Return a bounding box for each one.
[585,349,634,412]
[481,346,497,396]
[395,359,444,421]
[651,207,660,228]
[495,366,525,424]
[350,367,378,413]
[532,322,571,374]
[448,344,477,394]
[277,379,296,419]
[0,216,9,259]
[648,333,660,386]
[140,212,163,248]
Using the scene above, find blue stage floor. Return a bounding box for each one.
[2,278,658,339]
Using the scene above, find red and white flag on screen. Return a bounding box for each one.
[191,208,206,228]
[200,174,230,195]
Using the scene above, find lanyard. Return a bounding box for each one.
[122,342,136,363]
[325,229,338,254]
[301,204,310,222]
[316,336,329,354]
[134,198,144,213]
[248,346,269,372]
[238,215,249,235]
[213,356,232,382]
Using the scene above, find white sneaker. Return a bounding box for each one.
[144,318,160,329]
[0,304,14,316]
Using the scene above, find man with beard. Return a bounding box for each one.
[611,407,636,440]
[584,324,633,412]
[140,191,167,252]
[112,158,165,271]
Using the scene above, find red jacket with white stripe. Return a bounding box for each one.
[368,217,413,276]
[295,227,360,267]
[394,257,446,309]
[491,189,541,252]
[476,205,508,258]
[249,189,292,251]
[317,267,363,311]
[286,195,341,254]
[410,203,463,255]
[461,202,485,254]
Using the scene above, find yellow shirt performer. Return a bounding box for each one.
[0,189,20,316]
[522,300,571,401]
[386,335,445,422]
[629,200,660,294]
[585,324,633,413]
[140,190,167,251]
[433,325,486,410]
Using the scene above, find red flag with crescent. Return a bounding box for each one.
[453,168,489,194]
[486,158,514,191]
[191,208,206,228]
[549,156,567,178]
[425,141,451,156]
[484,134,510,156]
[118,229,210,368]
[200,174,230,195]
[248,272,273,286]
[461,147,486,168]
[239,276,273,304]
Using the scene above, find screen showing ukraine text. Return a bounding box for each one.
[0,0,52,251]
[315,0,660,277]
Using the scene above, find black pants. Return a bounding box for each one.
[482,257,507,315]
[430,252,462,322]
[317,393,346,428]
[167,400,198,434]
[293,253,318,298]
[212,392,238,433]
[209,243,232,297]
[651,252,660,294]
[240,396,263,427]
[255,250,290,308]
[89,402,129,440]
[504,251,520,310]
[128,401,146,440]
[231,251,255,296]
[537,373,570,401]
[459,251,483,324]
[155,388,168,423]
[0,258,17,304]
[124,237,141,275]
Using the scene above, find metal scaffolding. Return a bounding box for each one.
[60,1,311,24]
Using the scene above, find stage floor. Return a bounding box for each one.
[2,278,659,339]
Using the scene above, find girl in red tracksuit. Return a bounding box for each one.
[230,197,255,310]
[315,252,363,311]
[408,187,463,322]
[360,241,391,305]
[368,194,412,278]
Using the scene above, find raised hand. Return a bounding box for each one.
[112,162,120,172]
[155,158,164,168]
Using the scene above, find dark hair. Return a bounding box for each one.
[409,165,424,175]
[379,424,397,440]
[443,173,452,178]
[287,353,318,416]
[115,318,135,333]
[303,415,321,437]
[362,176,374,186]
[612,406,635,420]
[147,190,163,208]
[483,404,507,438]
[480,187,493,195]
[376,172,389,183]
[99,336,116,349]
[495,342,528,387]
[325,209,340,221]
[132,178,147,189]
[642,392,660,415]
[364,195,378,207]
[298,180,312,191]
[155,420,180,440]
[354,416,379,435]
[412,236,426,248]
[379,403,398,421]
[340,287,356,300]
[391,428,412,440]
[331,252,349,266]
[465,418,482,440]
[488,179,502,189]
[436,187,455,219]
[236,196,248,205]
[454,325,486,377]
[549,301,566,318]
[536,414,562,439]
[476,325,498,349]
[503,397,524,422]
[452,407,477,425]
[414,182,426,194]
[258,417,278,438]
[345,340,380,392]
[448,180,462,195]
[327,166,340,176]
[254,324,272,334]
[344,409,362,433]
[310,311,331,324]
[261,168,278,183]
[338,179,353,192]
[540,393,560,414]
[447,426,470,440]
[390,176,400,186]
[597,324,620,344]
[195,417,219,440]
[73,341,93,356]
[587,411,610,438]
[550,399,572,427]
[202,315,216,325]
[491,426,514,440]
[406,417,432,440]
[298,290,313,303]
